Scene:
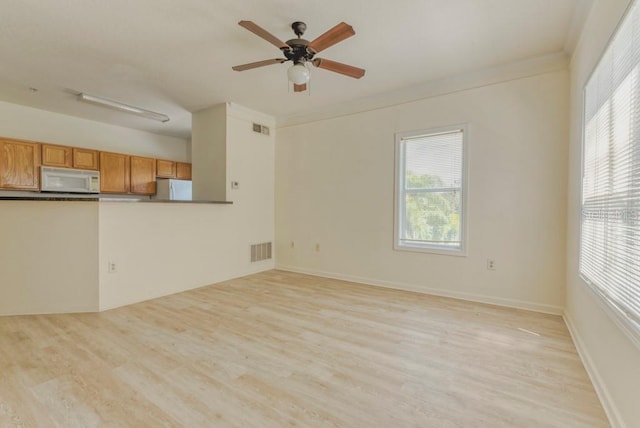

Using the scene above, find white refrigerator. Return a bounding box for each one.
[154,178,192,201]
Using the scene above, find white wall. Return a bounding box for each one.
[0,100,188,161]
[566,0,640,426]
[276,70,569,314]
[99,104,275,310]
[0,202,99,315]
[98,202,273,310]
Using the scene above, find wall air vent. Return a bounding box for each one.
[251,242,272,262]
[252,123,270,136]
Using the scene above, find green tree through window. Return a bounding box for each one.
[404,171,461,246]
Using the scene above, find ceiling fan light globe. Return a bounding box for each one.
[287,64,310,84]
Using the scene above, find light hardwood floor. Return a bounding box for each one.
[0,270,608,427]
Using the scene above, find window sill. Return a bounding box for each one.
[394,242,467,257]
[581,274,640,352]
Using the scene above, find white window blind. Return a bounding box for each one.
[395,126,466,254]
[581,0,640,329]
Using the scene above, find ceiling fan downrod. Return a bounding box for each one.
[291,21,307,38]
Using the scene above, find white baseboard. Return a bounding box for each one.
[563,312,624,428]
[275,265,563,315]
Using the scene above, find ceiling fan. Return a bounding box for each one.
[232,20,365,92]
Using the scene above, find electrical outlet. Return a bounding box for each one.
[108,261,117,273]
[487,259,496,270]
[315,243,320,252]
[231,181,239,189]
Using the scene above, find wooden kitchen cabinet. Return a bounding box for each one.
[0,134,191,194]
[100,152,130,193]
[0,139,41,190]
[156,159,176,178]
[130,156,157,195]
[176,162,192,180]
[41,144,72,168]
[73,148,99,170]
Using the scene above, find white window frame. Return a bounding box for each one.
[579,0,640,349]
[394,124,469,256]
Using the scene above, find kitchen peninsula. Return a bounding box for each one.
[0,102,275,317]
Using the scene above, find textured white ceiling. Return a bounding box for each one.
[0,0,590,139]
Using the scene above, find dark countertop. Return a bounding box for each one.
[0,196,101,201]
[105,199,233,204]
[0,195,232,204]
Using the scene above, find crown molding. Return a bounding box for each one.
[276,51,570,129]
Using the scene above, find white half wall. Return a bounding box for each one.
[567,0,640,426]
[98,202,273,311]
[0,100,188,161]
[275,70,569,314]
[0,201,99,315]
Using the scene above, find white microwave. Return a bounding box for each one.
[41,166,100,194]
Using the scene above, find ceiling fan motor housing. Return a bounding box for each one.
[282,38,314,64]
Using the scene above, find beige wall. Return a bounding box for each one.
[276,70,569,314]
[567,0,640,426]
[0,202,99,315]
[0,100,188,161]
[98,202,273,310]
[192,104,227,201]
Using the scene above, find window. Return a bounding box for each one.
[395,125,467,255]
[581,0,640,335]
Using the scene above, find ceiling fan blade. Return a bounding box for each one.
[307,22,355,54]
[293,83,307,92]
[312,58,365,79]
[232,58,286,71]
[238,21,290,50]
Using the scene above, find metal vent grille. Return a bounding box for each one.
[251,242,272,262]
[252,123,270,136]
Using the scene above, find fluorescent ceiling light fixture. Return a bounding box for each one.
[77,93,170,123]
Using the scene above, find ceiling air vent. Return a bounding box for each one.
[251,242,272,262]
[252,123,270,136]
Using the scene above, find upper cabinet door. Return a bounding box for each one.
[130,156,157,195]
[176,162,192,180]
[73,148,99,170]
[100,152,130,193]
[0,139,41,190]
[42,144,72,168]
[156,159,176,178]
